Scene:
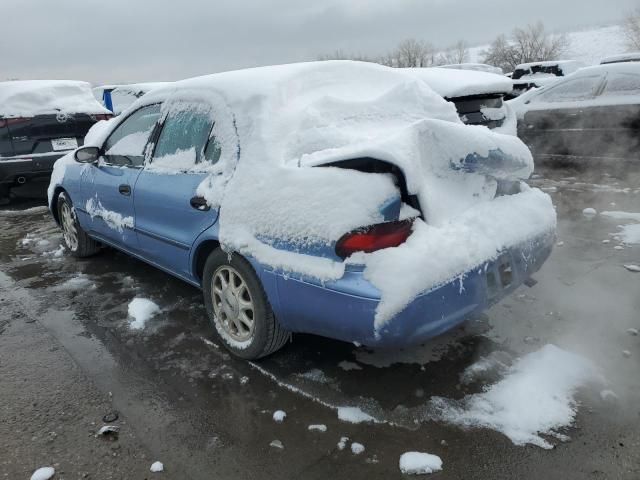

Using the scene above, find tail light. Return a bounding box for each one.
[91,114,112,121]
[335,220,414,259]
[0,117,31,128]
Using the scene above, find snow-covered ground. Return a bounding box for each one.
[431,345,597,449]
[469,24,629,67]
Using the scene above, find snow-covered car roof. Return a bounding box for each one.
[402,67,513,98]
[600,52,640,65]
[0,80,110,118]
[439,63,504,75]
[515,60,585,70]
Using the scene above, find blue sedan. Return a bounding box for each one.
[48,62,555,359]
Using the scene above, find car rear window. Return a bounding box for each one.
[601,73,640,97]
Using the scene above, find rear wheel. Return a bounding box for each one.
[203,249,290,359]
[57,192,100,258]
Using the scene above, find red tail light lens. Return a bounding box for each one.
[335,220,414,259]
[0,117,31,128]
[91,114,113,121]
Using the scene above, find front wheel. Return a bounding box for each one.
[203,249,290,359]
[57,192,100,257]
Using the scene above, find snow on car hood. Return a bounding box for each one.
[0,80,110,117]
[403,67,514,98]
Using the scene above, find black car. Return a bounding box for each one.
[509,60,585,99]
[517,63,640,159]
[0,80,111,203]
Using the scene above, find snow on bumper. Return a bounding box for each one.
[266,186,556,347]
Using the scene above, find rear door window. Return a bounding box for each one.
[151,104,221,170]
[103,104,161,167]
[601,73,640,97]
[532,76,603,104]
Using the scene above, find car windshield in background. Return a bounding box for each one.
[532,75,602,103]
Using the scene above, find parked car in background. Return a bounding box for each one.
[517,62,640,159]
[600,52,640,65]
[510,60,586,98]
[93,82,171,115]
[48,61,554,360]
[0,80,111,204]
[404,67,515,131]
[439,63,504,75]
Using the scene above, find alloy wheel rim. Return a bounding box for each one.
[211,266,255,342]
[60,202,78,251]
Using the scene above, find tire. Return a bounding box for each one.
[203,249,290,359]
[57,192,100,258]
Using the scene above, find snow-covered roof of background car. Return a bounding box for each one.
[515,60,586,69]
[0,80,110,118]
[569,61,640,76]
[403,67,513,98]
[439,63,504,75]
[600,52,640,64]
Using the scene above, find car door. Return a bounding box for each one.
[79,104,161,247]
[522,74,605,156]
[591,71,640,158]
[133,102,223,279]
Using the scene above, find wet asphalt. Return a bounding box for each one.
[0,166,639,479]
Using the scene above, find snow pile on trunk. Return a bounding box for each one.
[431,344,596,449]
[399,452,443,475]
[0,80,109,117]
[128,298,160,329]
[361,186,554,328]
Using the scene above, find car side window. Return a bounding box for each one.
[533,76,602,104]
[151,104,220,170]
[601,73,640,97]
[103,104,161,167]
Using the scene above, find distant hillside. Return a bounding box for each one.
[468,24,629,69]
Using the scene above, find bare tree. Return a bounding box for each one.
[482,22,568,72]
[436,40,470,66]
[622,8,640,51]
[392,38,437,67]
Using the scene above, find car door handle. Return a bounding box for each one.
[118,184,131,196]
[190,196,210,211]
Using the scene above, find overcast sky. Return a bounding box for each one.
[2,0,636,84]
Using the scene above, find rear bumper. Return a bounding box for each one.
[0,152,66,184]
[269,230,554,348]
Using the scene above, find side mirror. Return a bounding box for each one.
[74,146,100,164]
